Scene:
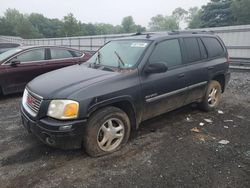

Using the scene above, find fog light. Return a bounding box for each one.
[59,125,72,131]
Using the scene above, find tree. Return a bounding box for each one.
[231,0,250,25]
[3,9,41,38]
[0,9,146,38]
[200,0,236,28]
[62,13,80,37]
[149,14,178,31]
[121,16,137,33]
[186,7,203,29]
[172,7,188,28]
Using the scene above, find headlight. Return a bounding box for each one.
[47,100,79,120]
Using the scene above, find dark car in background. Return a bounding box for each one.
[21,32,230,157]
[0,42,21,54]
[0,46,92,95]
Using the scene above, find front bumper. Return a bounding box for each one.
[21,106,87,149]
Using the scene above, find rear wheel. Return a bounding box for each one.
[83,106,131,157]
[199,80,222,111]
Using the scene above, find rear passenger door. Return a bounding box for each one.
[182,37,209,105]
[141,39,188,121]
[44,48,80,72]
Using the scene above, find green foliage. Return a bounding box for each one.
[172,7,188,28]
[200,0,236,27]
[231,0,250,24]
[0,9,145,38]
[149,14,178,31]
[187,7,203,29]
[62,13,80,37]
[187,0,250,28]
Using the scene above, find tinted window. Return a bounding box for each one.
[149,39,182,68]
[183,38,201,63]
[17,49,45,63]
[50,48,73,59]
[72,51,83,57]
[198,38,208,59]
[202,37,224,58]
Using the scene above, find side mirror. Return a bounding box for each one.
[144,62,168,74]
[9,58,21,66]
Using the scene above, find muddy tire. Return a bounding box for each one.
[83,106,131,157]
[199,80,222,111]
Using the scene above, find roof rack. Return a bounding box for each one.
[131,32,156,38]
[168,30,215,35]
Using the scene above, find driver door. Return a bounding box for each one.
[140,39,188,121]
[3,48,46,94]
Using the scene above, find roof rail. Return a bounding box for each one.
[168,30,215,35]
[131,32,157,38]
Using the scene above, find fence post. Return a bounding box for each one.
[90,37,92,50]
[78,38,80,50]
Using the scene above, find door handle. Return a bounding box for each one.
[208,67,214,70]
[178,73,185,78]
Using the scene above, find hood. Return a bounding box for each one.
[27,65,119,99]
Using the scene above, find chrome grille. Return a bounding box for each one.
[25,90,42,116]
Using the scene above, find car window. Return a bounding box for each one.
[16,49,45,63]
[0,48,22,61]
[71,50,83,57]
[50,48,73,59]
[183,37,201,63]
[149,39,182,68]
[198,38,208,59]
[201,37,224,58]
[87,40,150,68]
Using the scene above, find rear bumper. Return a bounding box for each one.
[21,106,87,149]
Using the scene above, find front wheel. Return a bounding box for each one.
[199,80,222,111]
[83,106,131,157]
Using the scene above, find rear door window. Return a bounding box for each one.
[149,39,182,68]
[201,37,224,58]
[50,48,73,59]
[16,49,45,63]
[183,37,201,63]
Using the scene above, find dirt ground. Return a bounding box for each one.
[0,70,249,188]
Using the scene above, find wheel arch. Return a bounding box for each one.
[212,74,225,93]
[88,97,138,131]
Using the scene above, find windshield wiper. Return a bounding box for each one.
[89,51,102,68]
[114,51,125,69]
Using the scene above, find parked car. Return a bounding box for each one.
[21,32,230,156]
[0,46,92,95]
[0,42,21,54]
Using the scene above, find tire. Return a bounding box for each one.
[83,106,131,157]
[199,80,222,111]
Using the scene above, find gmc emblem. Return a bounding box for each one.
[27,96,34,106]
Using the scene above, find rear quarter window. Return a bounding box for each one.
[50,48,73,59]
[201,37,225,58]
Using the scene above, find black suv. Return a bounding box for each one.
[21,32,230,156]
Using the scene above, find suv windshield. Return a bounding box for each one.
[0,48,22,62]
[87,40,150,68]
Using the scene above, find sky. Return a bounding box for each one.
[0,0,210,27]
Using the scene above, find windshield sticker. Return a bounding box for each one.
[131,43,148,48]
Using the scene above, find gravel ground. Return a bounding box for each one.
[0,70,249,188]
